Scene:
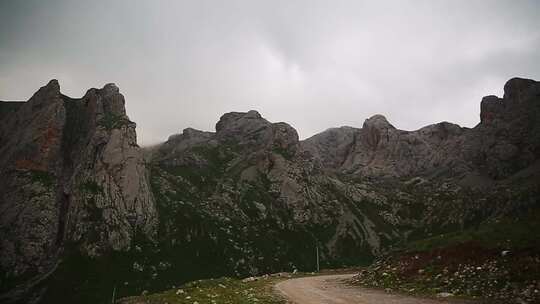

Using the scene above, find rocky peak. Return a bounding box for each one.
[479,78,539,126]
[471,77,540,179]
[43,79,61,94]
[301,126,359,169]
[164,127,214,143]
[82,83,127,117]
[362,114,395,130]
[479,78,540,128]
[244,109,262,118]
[99,83,125,115]
[360,114,395,150]
[215,110,267,132]
[0,79,66,172]
[480,95,503,124]
[304,126,358,147]
[27,79,62,109]
[417,121,465,140]
[214,110,272,148]
[156,127,215,161]
[101,83,120,96]
[182,127,211,138]
[270,122,300,155]
[503,77,539,102]
[0,80,157,300]
[155,111,300,166]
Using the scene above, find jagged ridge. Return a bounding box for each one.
[0,77,538,304]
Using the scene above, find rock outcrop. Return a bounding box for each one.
[464,78,540,179]
[0,80,157,302]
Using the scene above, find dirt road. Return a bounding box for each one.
[275,274,473,304]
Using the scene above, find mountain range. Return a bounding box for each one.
[0,77,539,303]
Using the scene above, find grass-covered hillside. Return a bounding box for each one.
[352,207,540,303]
[119,274,293,304]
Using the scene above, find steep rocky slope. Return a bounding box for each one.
[0,80,157,303]
[149,110,394,272]
[146,76,539,284]
[0,77,538,304]
[351,207,540,303]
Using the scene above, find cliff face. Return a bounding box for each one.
[0,80,157,302]
[465,78,540,179]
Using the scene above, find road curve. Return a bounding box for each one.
[275,274,472,304]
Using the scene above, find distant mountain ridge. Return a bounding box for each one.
[0,77,539,303]
[304,77,540,180]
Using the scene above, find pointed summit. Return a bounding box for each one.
[363,114,395,130]
[45,79,60,91]
[28,79,61,106]
[101,83,120,97]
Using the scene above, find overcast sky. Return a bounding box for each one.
[1,0,539,145]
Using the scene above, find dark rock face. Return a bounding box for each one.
[467,78,540,179]
[0,101,24,121]
[0,80,156,302]
[0,80,67,284]
[480,95,503,124]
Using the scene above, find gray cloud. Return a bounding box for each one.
[1,0,539,145]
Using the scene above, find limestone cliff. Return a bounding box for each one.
[0,80,157,303]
